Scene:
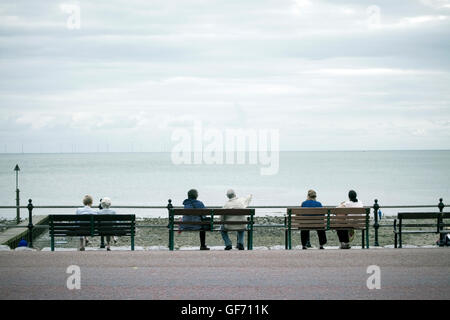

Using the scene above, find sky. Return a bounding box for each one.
[0,0,449,152]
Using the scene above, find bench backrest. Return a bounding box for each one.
[397,212,441,220]
[397,212,450,232]
[287,208,328,230]
[49,214,135,237]
[287,207,369,230]
[329,208,367,230]
[169,208,255,229]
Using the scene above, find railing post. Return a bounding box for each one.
[438,198,445,246]
[373,199,380,247]
[287,209,292,250]
[98,200,105,248]
[284,216,288,250]
[27,199,33,248]
[249,209,254,250]
[167,199,174,250]
[14,164,20,224]
[16,189,20,224]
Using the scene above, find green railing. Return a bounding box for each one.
[0,198,446,249]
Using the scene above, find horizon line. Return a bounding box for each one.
[1,149,450,155]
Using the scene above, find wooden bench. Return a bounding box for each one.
[49,214,135,251]
[168,208,255,250]
[286,207,370,249]
[393,212,450,248]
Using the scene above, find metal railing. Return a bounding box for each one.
[0,198,446,248]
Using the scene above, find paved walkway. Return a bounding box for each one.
[0,249,449,299]
[0,216,48,247]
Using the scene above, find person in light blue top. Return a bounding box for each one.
[76,195,97,251]
[76,195,98,215]
[98,197,116,251]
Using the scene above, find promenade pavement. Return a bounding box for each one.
[0,248,449,300]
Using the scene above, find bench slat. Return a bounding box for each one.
[289,208,328,213]
[398,212,441,219]
[170,209,253,216]
[330,224,366,228]
[394,230,437,234]
[330,216,365,220]
[292,216,327,221]
[173,221,251,225]
[291,226,327,230]
[292,220,326,223]
[49,214,135,221]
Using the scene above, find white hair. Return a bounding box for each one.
[226,189,236,199]
[101,197,112,209]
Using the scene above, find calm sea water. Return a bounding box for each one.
[0,151,449,219]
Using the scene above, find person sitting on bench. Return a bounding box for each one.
[300,190,327,250]
[337,190,363,249]
[221,189,252,250]
[76,195,97,251]
[98,197,116,251]
[182,189,210,250]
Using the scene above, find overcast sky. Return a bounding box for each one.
[0,0,449,152]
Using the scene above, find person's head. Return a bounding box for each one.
[18,239,27,247]
[348,190,358,202]
[307,189,317,200]
[101,197,112,209]
[83,195,93,206]
[226,189,236,199]
[187,189,198,200]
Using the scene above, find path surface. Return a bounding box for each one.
[0,216,48,247]
[0,249,449,300]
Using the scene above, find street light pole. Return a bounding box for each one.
[14,164,20,224]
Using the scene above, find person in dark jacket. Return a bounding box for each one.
[300,189,327,250]
[182,189,210,250]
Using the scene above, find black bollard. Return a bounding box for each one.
[373,199,380,247]
[27,199,34,248]
[438,198,445,246]
[167,199,174,250]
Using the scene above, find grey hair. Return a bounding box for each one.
[101,197,112,209]
[226,189,236,199]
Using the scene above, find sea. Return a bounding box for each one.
[0,151,449,219]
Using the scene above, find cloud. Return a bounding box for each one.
[0,0,449,151]
[305,68,445,76]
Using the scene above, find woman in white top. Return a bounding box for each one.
[337,190,363,249]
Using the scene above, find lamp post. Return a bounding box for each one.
[14,164,20,224]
